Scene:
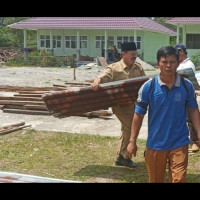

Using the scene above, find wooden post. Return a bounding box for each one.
[74,68,76,81]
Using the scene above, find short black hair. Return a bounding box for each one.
[157,46,179,62]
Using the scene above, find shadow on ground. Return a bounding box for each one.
[73,163,200,183]
[73,162,148,183]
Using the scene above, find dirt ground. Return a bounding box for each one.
[0,64,157,139]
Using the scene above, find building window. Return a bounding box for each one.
[117,36,141,50]
[80,36,88,48]
[40,35,50,48]
[186,34,200,49]
[95,36,105,49]
[53,35,61,48]
[137,36,141,49]
[65,36,77,49]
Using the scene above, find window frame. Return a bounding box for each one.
[40,35,50,49]
[65,35,77,49]
[53,35,62,48]
[186,34,200,49]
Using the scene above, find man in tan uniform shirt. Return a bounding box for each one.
[91,42,146,168]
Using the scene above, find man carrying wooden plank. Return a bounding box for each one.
[91,42,146,168]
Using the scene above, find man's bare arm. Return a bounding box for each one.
[188,108,200,146]
[127,113,144,158]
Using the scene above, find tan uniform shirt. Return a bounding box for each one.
[98,59,145,83]
[98,59,146,109]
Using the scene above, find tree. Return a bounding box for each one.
[0,17,37,50]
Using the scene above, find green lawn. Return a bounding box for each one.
[0,129,199,183]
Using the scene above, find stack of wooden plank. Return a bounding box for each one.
[0,122,31,135]
[0,85,68,115]
[42,76,150,118]
[0,85,113,118]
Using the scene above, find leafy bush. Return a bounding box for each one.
[191,52,200,67]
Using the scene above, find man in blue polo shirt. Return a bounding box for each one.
[127,46,200,183]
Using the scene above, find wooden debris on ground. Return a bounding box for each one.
[65,82,91,87]
[97,57,108,68]
[0,85,67,92]
[0,85,65,115]
[0,121,31,135]
[0,85,113,119]
[0,48,22,62]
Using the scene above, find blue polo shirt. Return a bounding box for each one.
[135,73,198,150]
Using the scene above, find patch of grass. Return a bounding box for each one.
[0,130,199,183]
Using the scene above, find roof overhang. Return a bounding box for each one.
[166,22,200,26]
[7,26,176,36]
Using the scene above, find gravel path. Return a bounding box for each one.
[0,65,103,87]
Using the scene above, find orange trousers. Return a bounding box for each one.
[145,145,188,183]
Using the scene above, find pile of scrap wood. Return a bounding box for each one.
[0,48,21,62]
[0,85,67,92]
[0,85,67,115]
[42,76,151,118]
[0,122,31,135]
[0,85,113,119]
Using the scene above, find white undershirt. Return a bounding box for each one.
[177,57,196,72]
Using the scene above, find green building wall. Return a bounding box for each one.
[37,29,170,64]
[143,31,170,64]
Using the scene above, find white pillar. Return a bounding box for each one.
[176,24,180,44]
[104,30,107,60]
[37,29,39,51]
[134,29,137,43]
[182,25,186,45]
[50,30,53,55]
[62,30,65,55]
[24,29,27,59]
[76,30,80,61]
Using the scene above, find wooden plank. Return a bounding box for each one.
[4,104,24,110]
[14,94,42,97]
[97,57,108,68]
[19,91,51,94]
[0,96,42,101]
[64,82,90,86]
[3,108,51,115]
[0,122,25,132]
[0,125,31,135]
[42,76,150,118]
[0,105,5,110]
[0,100,45,106]
[0,85,67,92]
[53,84,68,88]
[24,104,48,111]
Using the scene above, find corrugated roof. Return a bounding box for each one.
[8,17,176,35]
[165,17,200,25]
[42,76,151,118]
